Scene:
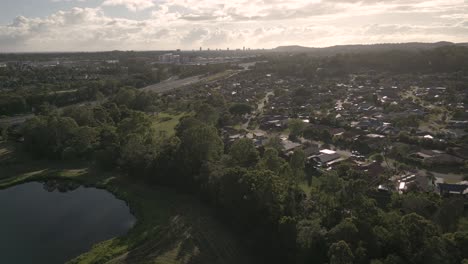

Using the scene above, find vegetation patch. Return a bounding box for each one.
[152,112,189,137]
[0,145,253,264]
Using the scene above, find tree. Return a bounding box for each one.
[396,193,438,219]
[175,116,204,137]
[229,138,259,167]
[62,105,96,126]
[68,126,99,157]
[35,102,57,116]
[133,91,158,111]
[22,115,79,158]
[206,92,226,108]
[113,87,136,107]
[229,103,252,116]
[0,95,27,115]
[289,149,306,181]
[216,167,246,209]
[278,216,297,261]
[265,136,283,153]
[328,240,354,264]
[296,219,328,263]
[119,134,153,175]
[303,126,319,140]
[258,148,285,174]
[449,232,468,260]
[195,103,219,125]
[93,106,113,125]
[328,218,358,244]
[321,129,333,143]
[435,197,465,232]
[288,119,305,139]
[117,111,153,142]
[400,213,439,263]
[180,124,224,175]
[104,102,122,122]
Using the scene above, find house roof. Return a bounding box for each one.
[438,183,468,194]
[315,153,341,164]
[303,145,320,156]
[320,149,336,155]
[282,140,301,151]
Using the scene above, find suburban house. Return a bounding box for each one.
[312,149,342,167]
[303,143,320,159]
[410,149,464,166]
[281,140,302,155]
[437,183,468,198]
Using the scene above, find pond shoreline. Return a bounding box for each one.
[0,168,139,235]
[0,180,136,264]
[0,145,254,264]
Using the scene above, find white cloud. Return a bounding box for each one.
[51,0,87,2]
[0,0,467,51]
[102,0,156,11]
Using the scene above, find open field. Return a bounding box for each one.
[0,142,254,264]
[142,76,202,93]
[143,70,241,94]
[151,112,189,137]
[202,70,239,82]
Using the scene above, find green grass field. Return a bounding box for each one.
[151,112,189,137]
[0,142,253,264]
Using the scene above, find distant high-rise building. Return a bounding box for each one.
[158,53,183,64]
[200,47,202,51]
[243,46,245,51]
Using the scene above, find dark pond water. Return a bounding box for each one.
[0,181,136,264]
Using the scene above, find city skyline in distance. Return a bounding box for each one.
[1,0,467,52]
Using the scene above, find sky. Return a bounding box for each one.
[0,0,467,52]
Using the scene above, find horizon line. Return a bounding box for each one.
[0,41,466,54]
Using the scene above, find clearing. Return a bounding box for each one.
[151,112,189,137]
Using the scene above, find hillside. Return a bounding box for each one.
[273,41,459,55]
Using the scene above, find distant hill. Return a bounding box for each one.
[273,45,316,52]
[273,42,462,55]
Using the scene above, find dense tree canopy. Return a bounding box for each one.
[11,46,468,264]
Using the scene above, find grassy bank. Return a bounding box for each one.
[151,112,189,137]
[0,142,253,264]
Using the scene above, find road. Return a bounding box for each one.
[241,91,274,130]
[142,75,202,93]
[144,59,261,93]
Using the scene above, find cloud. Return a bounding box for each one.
[0,7,174,51]
[0,0,467,51]
[102,0,155,11]
[51,0,86,2]
[181,28,208,45]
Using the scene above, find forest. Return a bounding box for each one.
[14,82,468,264]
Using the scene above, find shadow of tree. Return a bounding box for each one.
[121,212,250,264]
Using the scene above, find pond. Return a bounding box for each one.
[0,181,136,264]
